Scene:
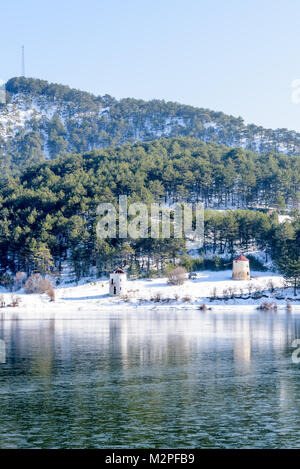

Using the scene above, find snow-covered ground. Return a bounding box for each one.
[1,270,299,316]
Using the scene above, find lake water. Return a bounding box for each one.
[0,309,299,448]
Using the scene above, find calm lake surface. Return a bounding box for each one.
[0,309,299,448]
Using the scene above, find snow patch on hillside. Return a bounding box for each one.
[0,89,298,158]
[0,104,42,139]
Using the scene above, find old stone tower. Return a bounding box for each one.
[109,267,127,296]
[232,254,250,280]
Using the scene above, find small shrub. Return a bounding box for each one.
[267,279,275,293]
[151,292,163,302]
[167,267,187,286]
[24,274,54,296]
[228,286,238,299]
[183,295,191,302]
[47,287,55,302]
[199,303,212,311]
[14,271,27,289]
[121,293,130,302]
[257,301,277,311]
[286,301,292,311]
[9,295,21,307]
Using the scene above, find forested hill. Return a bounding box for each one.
[8,136,300,206]
[1,76,300,176]
[0,137,299,278]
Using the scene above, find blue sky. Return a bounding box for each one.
[1,0,300,130]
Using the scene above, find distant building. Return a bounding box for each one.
[232,255,250,280]
[109,267,127,296]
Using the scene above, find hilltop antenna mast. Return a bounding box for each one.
[21,46,25,77]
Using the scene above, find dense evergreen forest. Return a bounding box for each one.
[0,137,299,286]
[2,77,300,176]
[0,77,299,290]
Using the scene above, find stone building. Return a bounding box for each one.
[232,254,250,280]
[109,267,127,296]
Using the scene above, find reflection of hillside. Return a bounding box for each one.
[0,310,300,448]
[1,311,300,369]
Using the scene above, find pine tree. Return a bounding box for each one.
[31,243,54,277]
[282,257,300,296]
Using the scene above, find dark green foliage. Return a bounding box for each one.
[282,258,300,296]
[273,218,300,295]
[0,77,299,282]
[6,77,107,109]
[0,137,292,279]
[246,255,268,272]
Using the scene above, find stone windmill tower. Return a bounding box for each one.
[109,267,127,296]
[232,255,250,280]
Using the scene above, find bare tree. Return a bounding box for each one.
[24,274,55,301]
[167,267,187,286]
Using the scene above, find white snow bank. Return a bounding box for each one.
[0,270,299,316]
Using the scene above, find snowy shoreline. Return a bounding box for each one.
[0,270,299,316]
